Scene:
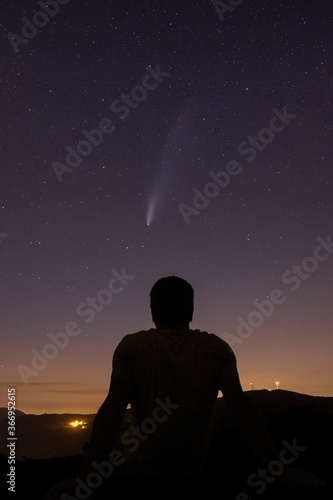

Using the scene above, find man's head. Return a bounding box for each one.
[150,276,194,328]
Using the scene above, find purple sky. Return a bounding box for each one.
[1,0,332,414]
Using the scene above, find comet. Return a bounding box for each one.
[145,103,193,227]
[146,195,157,226]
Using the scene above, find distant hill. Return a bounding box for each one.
[0,408,25,420]
[213,389,333,430]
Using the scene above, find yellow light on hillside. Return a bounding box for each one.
[68,420,87,429]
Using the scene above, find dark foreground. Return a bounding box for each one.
[1,425,332,499]
[1,391,332,499]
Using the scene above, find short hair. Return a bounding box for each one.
[150,276,194,326]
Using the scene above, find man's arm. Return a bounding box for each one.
[220,370,327,489]
[220,370,281,465]
[44,376,131,499]
[77,375,131,478]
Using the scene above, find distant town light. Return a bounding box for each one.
[68,420,87,429]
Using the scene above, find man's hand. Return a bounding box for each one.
[278,467,328,489]
[44,478,77,500]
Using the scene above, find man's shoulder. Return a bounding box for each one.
[190,328,227,341]
[120,328,233,353]
[121,328,156,342]
[191,329,234,351]
[114,329,155,357]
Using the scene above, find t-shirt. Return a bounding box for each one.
[111,328,237,475]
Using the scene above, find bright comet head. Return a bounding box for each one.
[146,197,156,227]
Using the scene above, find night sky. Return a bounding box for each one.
[1,0,332,414]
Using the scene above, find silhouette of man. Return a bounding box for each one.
[45,276,326,498]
